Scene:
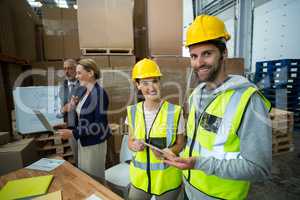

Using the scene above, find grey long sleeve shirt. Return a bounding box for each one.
[184,75,272,200]
[194,93,272,181]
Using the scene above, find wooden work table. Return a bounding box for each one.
[0,157,123,200]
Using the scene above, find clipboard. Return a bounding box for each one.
[0,175,53,199]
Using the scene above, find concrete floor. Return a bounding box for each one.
[248,132,300,200]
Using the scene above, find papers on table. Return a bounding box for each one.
[85,194,103,200]
[0,175,53,200]
[26,158,65,172]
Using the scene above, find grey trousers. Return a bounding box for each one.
[78,140,107,179]
[128,185,181,200]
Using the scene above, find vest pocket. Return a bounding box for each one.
[200,112,222,133]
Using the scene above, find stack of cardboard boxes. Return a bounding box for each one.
[134,0,183,58]
[0,137,39,175]
[77,0,136,126]
[41,7,80,60]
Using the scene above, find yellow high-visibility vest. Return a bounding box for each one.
[127,101,182,195]
[182,87,271,200]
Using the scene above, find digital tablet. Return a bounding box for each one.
[142,141,177,160]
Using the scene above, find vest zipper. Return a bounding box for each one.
[142,101,164,194]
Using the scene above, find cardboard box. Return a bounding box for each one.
[225,58,245,75]
[42,7,80,60]
[0,138,39,175]
[3,0,40,61]
[77,0,134,49]
[12,0,38,62]
[109,55,135,87]
[0,132,10,145]
[30,61,64,85]
[133,0,148,59]
[44,35,64,60]
[0,0,17,56]
[133,0,183,57]
[62,9,80,59]
[81,56,110,69]
[109,55,135,69]
[147,0,183,56]
[0,67,11,133]
[64,34,81,59]
[153,56,190,104]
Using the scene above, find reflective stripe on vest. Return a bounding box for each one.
[200,88,245,159]
[132,159,169,170]
[130,105,137,130]
[127,101,182,195]
[166,103,175,146]
[183,86,270,199]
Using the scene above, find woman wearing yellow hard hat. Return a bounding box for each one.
[125,58,186,200]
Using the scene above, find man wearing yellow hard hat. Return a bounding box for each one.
[125,58,186,200]
[164,15,272,200]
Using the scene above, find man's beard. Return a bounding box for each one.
[194,58,222,83]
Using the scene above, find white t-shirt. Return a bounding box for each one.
[125,104,185,138]
[76,93,89,116]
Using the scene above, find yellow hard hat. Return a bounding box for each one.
[132,58,162,80]
[186,15,231,47]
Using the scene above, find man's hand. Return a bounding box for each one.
[162,148,177,161]
[129,139,145,152]
[61,96,79,113]
[57,129,73,140]
[163,156,196,170]
[151,148,164,160]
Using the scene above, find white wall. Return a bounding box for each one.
[251,0,300,71]
[217,7,235,58]
[182,0,194,57]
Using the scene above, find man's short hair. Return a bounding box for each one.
[190,38,227,55]
[64,59,77,68]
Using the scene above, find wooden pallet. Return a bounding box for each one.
[81,48,133,56]
[272,132,293,156]
[272,127,294,135]
[272,119,294,131]
[37,141,71,154]
[271,108,294,133]
[270,108,293,121]
[24,132,74,161]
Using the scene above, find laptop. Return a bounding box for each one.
[33,110,56,133]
